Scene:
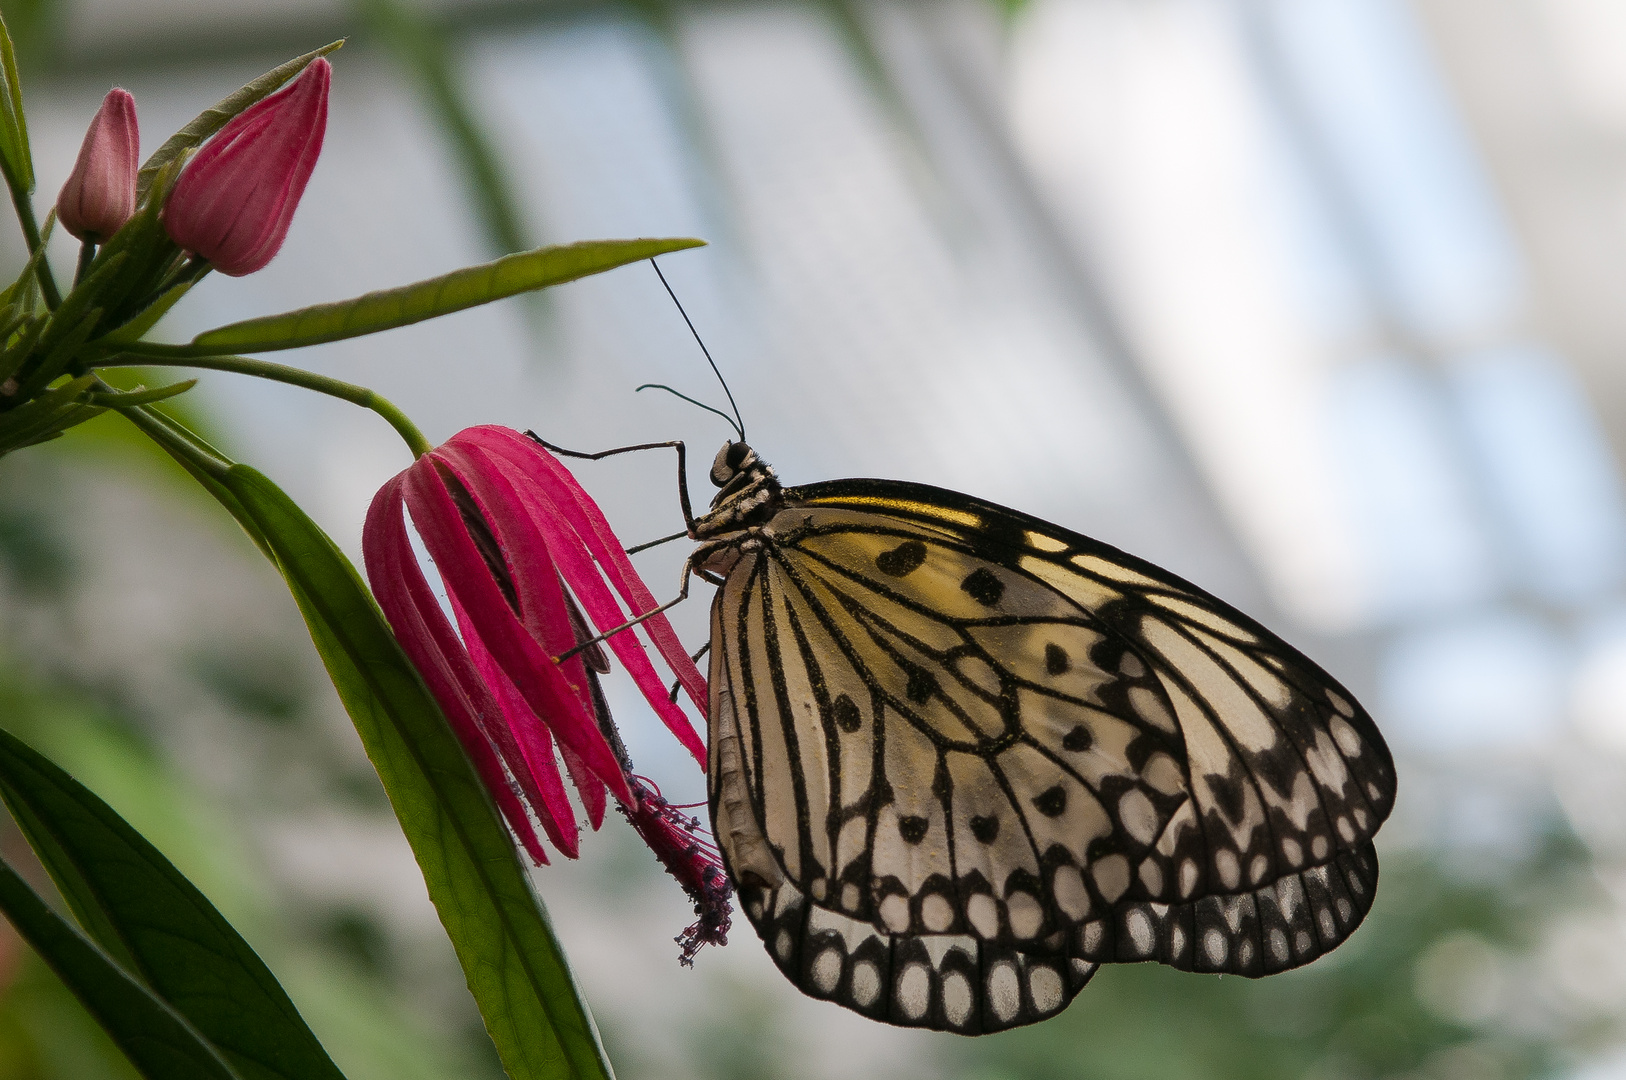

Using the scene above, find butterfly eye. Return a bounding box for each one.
[710,441,751,488]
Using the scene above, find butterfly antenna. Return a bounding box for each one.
[650,258,746,443]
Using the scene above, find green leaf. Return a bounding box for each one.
[0,851,245,1080]
[135,41,344,204]
[97,279,195,347]
[187,237,704,353]
[0,374,103,456]
[0,11,34,197]
[84,379,196,407]
[0,724,347,1080]
[0,205,51,311]
[209,462,613,1080]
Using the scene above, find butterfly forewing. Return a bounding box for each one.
[704,472,1395,1033]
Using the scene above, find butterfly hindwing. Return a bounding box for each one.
[704,473,1395,1032]
[710,648,1098,1033]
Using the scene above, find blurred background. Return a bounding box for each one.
[0,0,1620,1076]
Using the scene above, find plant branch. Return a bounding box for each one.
[94,352,432,458]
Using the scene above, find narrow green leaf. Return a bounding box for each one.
[187,237,704,353]
[85,379,196,407]
[0,205,51,310]
[0,374,103,455]
[213,463,614,1080]
[97,279,195,347]
[0,851,244,1080]
[0,12,34,196]
[136,41,344,203]
[0,725,347,1080]
[0,311,46,384]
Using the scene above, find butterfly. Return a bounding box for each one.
[685,439,1395,1035]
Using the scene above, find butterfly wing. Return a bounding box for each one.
[707,478,1393,1031]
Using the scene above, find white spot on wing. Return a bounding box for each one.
[1128,687,1178,735]
[942,971,973,1027]
[1215,849,1240,890]
[881,894,911,933]
[1118,789,1160,845]
[1281,838,1302,867]
[1029,966,1064,1013]
[897,965,930,1021]
[1330,717,1363,756]
[922,894,954,932]
[1052,865,1091,920]
[812,949,842,993]
[1127,909,1155,956]
[968,893,1000,938]
[1204,928,1227,965]
[851,962,881,1007]
[1008,891,1044,939]
[988,962,1021,1023]
[1092,854,1130,902]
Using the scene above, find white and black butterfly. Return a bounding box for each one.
[678,439,1394,1035]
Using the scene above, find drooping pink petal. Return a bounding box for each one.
[362,476,550,865]
[473,427,708,712]
[402,460,633,804]
[432,441,595,702]
[463,440,706,763]
[557,738,607,831]
[366,469,583,856]
[454,622,581,857]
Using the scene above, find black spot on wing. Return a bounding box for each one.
[905,663,937,704]
[1045,643,1070,675]
[961,568,1005,606]
[876,540,928,577]
[971,814,1000,843]
[1062,725,1092,752]
[899,816,929,844]
[832,693,862,733]
[1032,785,1067,818]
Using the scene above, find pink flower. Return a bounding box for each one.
[163,59,329,276]
[57,88,139,243]
[363,426,729,954]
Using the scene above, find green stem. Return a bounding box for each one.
[102,339,212,360]
[10,189,60,309]
[74,241,96,287]
[112,398,232,479]
[94,352,433,458]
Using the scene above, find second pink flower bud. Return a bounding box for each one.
[163,58,330,277]
[56,88,139,244]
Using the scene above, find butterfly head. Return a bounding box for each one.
[696,441,782,535]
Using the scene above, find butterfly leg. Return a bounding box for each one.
[665,642,712,702]
[526,432,699,534]
[555,544,723,661]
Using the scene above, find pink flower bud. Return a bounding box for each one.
[163,59,330,276]
[56,89,139,243]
